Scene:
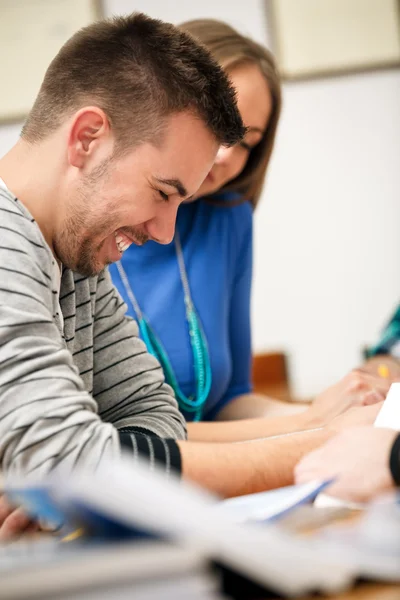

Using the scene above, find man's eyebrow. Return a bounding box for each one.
[155,177,188,198]
[246,126,264,135]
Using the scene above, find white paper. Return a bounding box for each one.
[216,480,331,523]
[374,382,400,430]
[314,493,363,510]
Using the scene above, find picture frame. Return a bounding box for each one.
[268,0,400,80]
[0,0,102,123]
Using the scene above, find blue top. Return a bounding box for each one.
[109,192,253,421]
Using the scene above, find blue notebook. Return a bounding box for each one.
[5,483,158,542]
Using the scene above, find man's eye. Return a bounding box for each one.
[159,190,169,202]
[239,141,252,152]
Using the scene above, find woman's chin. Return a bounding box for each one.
[195,181,220,199]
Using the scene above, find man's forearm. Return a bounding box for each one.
[178,428,333,497]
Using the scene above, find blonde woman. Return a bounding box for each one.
[110,19,388,440]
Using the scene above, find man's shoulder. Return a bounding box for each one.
[0,188,53,269]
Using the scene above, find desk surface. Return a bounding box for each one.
[280,506,400,600]
[299,583,400,600]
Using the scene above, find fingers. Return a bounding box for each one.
[24,521,41,535]
[345,370,391,406]
[362,389,385,406]
[294,449,332,484]
[0,506,35,542]
[294,459,314,484]
[363,401,384,420]
[351,369,391,395]
[0,495,16,525]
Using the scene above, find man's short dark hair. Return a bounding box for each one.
[21,12,245,150]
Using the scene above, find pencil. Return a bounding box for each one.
[378,364,390,378]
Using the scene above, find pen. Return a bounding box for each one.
[378,364,390,378]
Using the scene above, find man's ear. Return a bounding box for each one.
[67,107,110,169]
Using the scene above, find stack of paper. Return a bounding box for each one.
[3,451,400,598]
[2,455,358,597]
[0,539,221,600]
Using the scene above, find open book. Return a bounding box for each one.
[4,454,400,598]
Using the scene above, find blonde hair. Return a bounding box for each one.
[180,19,282,208]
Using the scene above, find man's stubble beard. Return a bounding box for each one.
[53,159,150,277]
[54,174,112,277]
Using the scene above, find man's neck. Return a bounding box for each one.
[0,140,58,255]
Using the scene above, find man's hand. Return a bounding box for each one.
[0,495,38,541]
[310,370,392,424]
[295,426,397,502]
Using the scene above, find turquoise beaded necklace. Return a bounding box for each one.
[116,231,212,421]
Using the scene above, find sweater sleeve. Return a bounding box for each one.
[92,268,186,472]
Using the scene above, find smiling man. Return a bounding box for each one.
[0,12,243,487]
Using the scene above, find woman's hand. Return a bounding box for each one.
[329,401,383,432]
[362,355,400,380]
[310,370,392,425]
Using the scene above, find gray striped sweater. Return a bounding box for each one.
[0,185,186,477]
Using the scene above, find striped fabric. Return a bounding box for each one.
[0,186,186,477]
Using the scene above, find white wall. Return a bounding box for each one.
[254,68,400,395]
[0,123,22,157]
[1,0,399,396]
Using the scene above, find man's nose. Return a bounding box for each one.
[147,204,179,245]
[214,145,235,165]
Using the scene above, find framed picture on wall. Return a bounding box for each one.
[0,0,102,123]
[268,0,400,80]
